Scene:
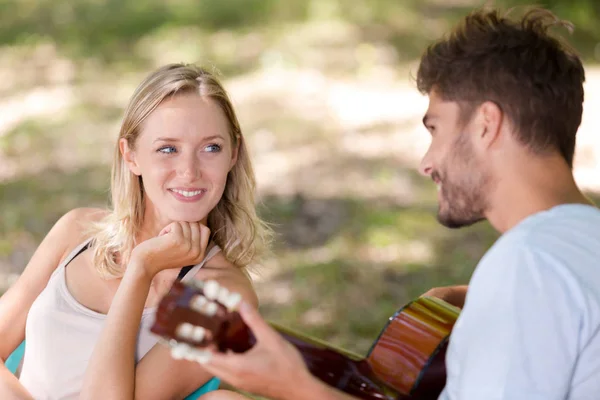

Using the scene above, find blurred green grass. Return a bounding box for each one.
[256,195,499,352]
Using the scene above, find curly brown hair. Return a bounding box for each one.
[416,6,585,167]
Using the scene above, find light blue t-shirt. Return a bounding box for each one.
[439,204,600,400]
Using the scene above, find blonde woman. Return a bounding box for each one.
[0,63,270,400]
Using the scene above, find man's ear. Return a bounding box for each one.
[119,138,142,176]
[474,101,503,151]
[229,135,241,171]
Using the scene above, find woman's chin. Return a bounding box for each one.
[167,213,209,224]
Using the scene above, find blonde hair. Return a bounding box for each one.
[88,63,271,278]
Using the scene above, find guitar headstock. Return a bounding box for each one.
[150,279,244,363]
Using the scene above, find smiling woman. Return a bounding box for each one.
[118,93,242,256]
[0,63,271,400]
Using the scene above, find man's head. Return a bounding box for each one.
[416,7,585,228]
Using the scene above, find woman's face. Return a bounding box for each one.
[121,92,238,227]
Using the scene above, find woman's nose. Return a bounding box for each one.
[177,155,201,180]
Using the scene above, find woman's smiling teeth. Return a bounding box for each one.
[169,189,205,197]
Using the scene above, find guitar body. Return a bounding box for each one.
[151,280,460,400]
[365,297,457,399]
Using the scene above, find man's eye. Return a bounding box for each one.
[158,146,176,154]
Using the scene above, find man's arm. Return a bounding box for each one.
[200,302,360,400]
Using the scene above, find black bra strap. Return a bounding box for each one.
[64,242,91,268]
[177,265,194,281]
[65,240,194,280]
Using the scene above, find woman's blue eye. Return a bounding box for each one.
[205,144,222,153]
[157,146,176,154]
[157,144,221,154]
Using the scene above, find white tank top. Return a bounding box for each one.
[18,238,221,400]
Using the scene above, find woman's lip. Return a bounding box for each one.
[168,188,207,202]
[169,187,206,191]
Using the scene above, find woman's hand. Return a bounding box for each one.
[82,221,210,400]
[130,221,211,279]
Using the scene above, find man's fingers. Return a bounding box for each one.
[202,353,240,384]
[238,302,279,343]
[200,349,244,379]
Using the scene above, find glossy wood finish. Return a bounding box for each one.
[367,297,459,398]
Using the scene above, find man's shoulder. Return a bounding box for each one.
[471,204,600,309]
[486,204,600,259]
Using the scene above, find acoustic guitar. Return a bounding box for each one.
[150,279,460,400]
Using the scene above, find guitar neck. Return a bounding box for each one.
[220,313,406,400]
[151,281,454,399]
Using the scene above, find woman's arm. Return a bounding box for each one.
[0,208,100,399]
[80,221,258,400]
[79,259,152,399]
[0,367,33,400]
[133,259,258,399]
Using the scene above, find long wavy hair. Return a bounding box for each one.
[88,63,272,278]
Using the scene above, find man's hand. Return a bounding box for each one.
[201,302,315,400]
[422,285,469,309]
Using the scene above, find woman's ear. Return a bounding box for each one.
[229,135,241,171]
[119,138,142,176]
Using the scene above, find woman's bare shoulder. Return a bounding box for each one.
[0,208,111,321]
[57,207,110,260]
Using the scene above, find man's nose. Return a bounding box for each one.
[419,150,433,177]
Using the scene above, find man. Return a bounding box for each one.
[198,6,600,400]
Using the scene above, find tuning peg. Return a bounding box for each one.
[191,349,212,364]
[189,294,218,317]
[204,301,218,316]
[217,286,230,305]
[170,342,192,360]
[223,292,242,311]
[176,322,206,342]
[190,295,208,312]
[204,280,220,300]
[169,342,213,364]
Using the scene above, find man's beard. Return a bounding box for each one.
[434,136,491,229]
